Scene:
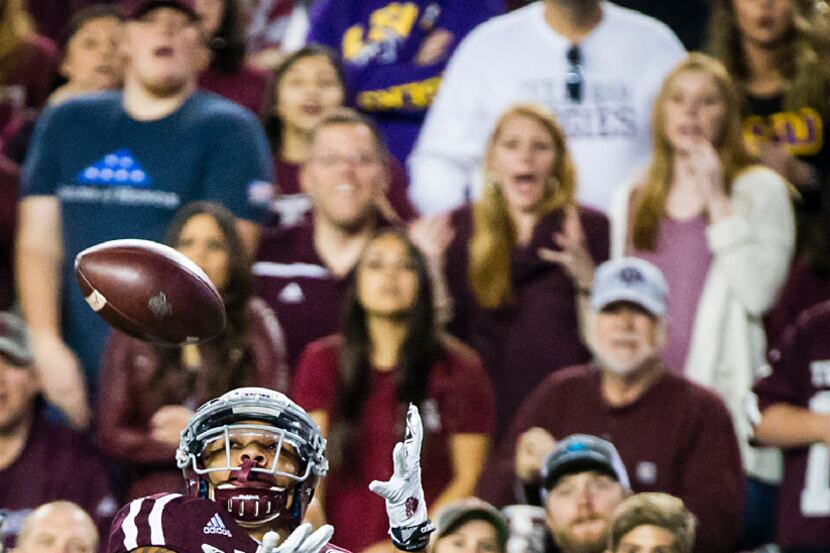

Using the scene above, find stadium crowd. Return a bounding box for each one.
[1,0,830,552]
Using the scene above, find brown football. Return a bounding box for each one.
[74,239,226,345]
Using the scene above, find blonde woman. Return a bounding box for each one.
[411,103,609,440]
[609,53,795,548]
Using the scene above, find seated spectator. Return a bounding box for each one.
[408,0,685,215]
[0,311,116,549]
[608,53,795,545]
[0,0,57,142]
[477,257,744,553]
[307,0,504,164]
[17,0,273,429]
[750,300,830,553]
[412,103,608,438]
[292,228,494,553]
[11,501,98,553]
[707,0,830,252]
[3,4,125,165]
[430,498,509,553]
[97,201,288,501]
[264,46,415,228]
[49,4,124,106]
[254,108,401,367]
[195,0,274,118]
[606,493,696,553]
[539,434,631,553]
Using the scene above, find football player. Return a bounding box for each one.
[107,387,433,553]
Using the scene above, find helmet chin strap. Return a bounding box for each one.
[213,458,290,527]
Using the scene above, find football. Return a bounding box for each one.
[75,239,226,345]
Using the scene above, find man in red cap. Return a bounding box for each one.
[16,0,274,429]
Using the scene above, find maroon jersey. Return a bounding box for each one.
[752,300,830,549]
[108,493,352,553]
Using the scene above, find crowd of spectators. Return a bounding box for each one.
[2,1,830,553]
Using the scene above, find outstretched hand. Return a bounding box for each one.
[257,523,334,553]
[537,206,595,291]
[369,404,434,551]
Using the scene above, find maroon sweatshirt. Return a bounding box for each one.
[443,205,609,439]
[476,364,745,553]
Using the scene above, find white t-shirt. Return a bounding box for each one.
[408,1,685,214]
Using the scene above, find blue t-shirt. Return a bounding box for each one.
[22,90,274,383]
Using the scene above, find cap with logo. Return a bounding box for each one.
[541,434,631,491]
[121,0,199,20]
[590,257,669,317]
[433,498,509,553]
[0,311,33,367]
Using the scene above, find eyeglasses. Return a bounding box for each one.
[565,45,583,103]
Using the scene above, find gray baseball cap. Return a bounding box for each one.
[541,434,631,491]
[591,257,669,317]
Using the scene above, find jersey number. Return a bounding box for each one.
[801,391,830,516]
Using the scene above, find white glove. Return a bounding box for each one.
[369,404,435,551]
[256,523,334,553]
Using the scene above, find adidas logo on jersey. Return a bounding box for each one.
[203,513,232,537]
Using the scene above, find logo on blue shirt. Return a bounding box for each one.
[76,149,151,187]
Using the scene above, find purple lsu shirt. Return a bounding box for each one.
[753,300,830,549]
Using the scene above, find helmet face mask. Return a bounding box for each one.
[177,388,328,528]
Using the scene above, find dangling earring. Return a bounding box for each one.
[484,171,501,195]
[546,174,560,196]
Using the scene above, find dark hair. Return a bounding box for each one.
[207,0,246,73]
[264,44,347,156]
[328,229,441,471]
[150,201,255,400]
[61,4,123,50]
[804,187,830,277]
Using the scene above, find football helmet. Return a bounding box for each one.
[177,387,328,528]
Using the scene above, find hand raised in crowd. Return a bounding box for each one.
[681,139,732,221]
[515,427,556,483]
[537,205,595,292]
[414,29,454,66]
[408,214,455,265]
[30,332,90,429]
[149,405,194,448]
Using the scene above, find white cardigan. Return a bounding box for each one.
[610,165,795,483]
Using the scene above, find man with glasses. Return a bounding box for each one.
[408,0,685,215]
[254,108,397,367]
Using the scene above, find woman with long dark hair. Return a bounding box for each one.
[97,201,289,501]
[264,45,415,227]
[195,0,274,117]
[292,229,494,553]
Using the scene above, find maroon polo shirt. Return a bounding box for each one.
[753,300,830,550]
[0,411,118,549]
[766,256,830,347]
[476,365,744,553]
[292,335,495,553]
[269,156,417,229]
[199,64,273,118]
[443,205,609,439]
[253,219,352,369]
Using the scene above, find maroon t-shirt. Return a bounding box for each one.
[0,154,19,310]
[0,412,118,549]
[766,256,830,347]
[199,64,273,118]
[753,301,830,549]
[0,34,58,136]
[292,335,495,553]
[107,492,353,553]
[476,365,744,553]
[268,157,417,229]
[444,205,609,439]
[253,219,353,369]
